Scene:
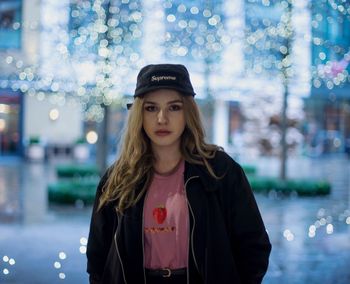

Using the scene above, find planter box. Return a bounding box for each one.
[248,176,331,196]
[48,178,99,204]
[56,164,100,178]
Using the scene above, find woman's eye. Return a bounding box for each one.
[169,104,182,111]
[144,105,157,112]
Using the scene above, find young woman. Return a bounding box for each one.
[87,64,271,284]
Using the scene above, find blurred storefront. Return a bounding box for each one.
[0,0,88,160]
[0,90,23,156]
[0,0,23,156]
[303,0,350,156]
[303,91,350,156]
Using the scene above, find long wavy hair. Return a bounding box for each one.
[98,95,221,213]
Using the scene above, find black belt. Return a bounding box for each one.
[145,268,187,278]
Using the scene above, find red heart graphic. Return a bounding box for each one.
[153,206,167,224]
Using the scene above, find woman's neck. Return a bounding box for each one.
[152,146,183,175]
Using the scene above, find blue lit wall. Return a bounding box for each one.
[311,0,350,97]
[0,0,22,49]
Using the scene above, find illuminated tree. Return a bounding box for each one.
[162,1,228,141]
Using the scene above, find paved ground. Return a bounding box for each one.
[0,155,349,284]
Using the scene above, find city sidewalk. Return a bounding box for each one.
[0,155,350,283]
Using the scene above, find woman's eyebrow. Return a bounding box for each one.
[167,100,183,104]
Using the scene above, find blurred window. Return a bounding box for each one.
[0,91,21,155]
[0,0,22,49]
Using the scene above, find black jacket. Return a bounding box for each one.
[87,151,271,284]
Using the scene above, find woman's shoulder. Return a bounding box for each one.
[211,149,238,165]
[207,149,242,174]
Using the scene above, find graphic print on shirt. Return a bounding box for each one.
[153,205,167,224]
[145,205,175,233]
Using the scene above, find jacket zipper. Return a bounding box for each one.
[114,214,128,284]
[184,175,200,284]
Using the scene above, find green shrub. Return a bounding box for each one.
[248,176,331,196]
[29,136,40,144]
[242,165,257,175]
[48,178,99,204]
[56,164,100,178]
[75,137,86,144]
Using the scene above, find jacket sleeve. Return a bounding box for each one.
[225,158,272,284]
[86,170,116,284]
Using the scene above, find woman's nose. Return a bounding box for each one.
[157,109,167,124]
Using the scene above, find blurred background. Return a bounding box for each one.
[0,0,349,283]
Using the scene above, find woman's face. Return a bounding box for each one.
[142,89,186,152]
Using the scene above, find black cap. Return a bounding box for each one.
[134,64,196,97]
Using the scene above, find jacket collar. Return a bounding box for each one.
[184,160,219,192]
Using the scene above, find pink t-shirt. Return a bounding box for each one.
[143,160,189,269]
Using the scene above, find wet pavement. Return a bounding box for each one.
[0,155,349,283]
[254,155,350,284]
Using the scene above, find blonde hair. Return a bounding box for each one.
[98,95,221,213]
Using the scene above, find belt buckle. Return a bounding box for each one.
[162,268,171,278]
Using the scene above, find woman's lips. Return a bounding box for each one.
[155,130,171,136]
